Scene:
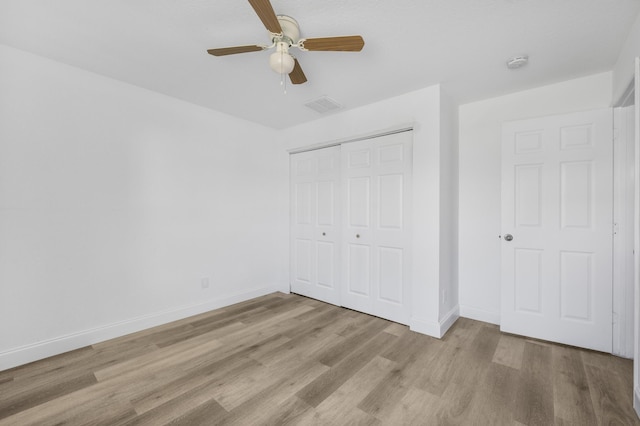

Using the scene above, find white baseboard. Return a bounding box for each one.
[0,286,277,372]
[439,306,459,336]
[410,305,459,338]
[410,317,440,337]
[635,386,640,419]
[459,304,501,325]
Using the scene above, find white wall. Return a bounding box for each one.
[281,85,457,337]
[439,88,459,326]
[612,14,640,411]
[458,72,613,324]
[613,11,640,104]
[0,44,286,370]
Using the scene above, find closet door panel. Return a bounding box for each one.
[341,132,412,324]
[290,146,341,306]
[378,174,404,229]
[378,246,404,304]
[316,181,335,226]
[316,241,335,288]
[291,132,412,322]
[294,182,313,225]
[347,244,371,297]
[293,238,313,285]
[347,177,371,228]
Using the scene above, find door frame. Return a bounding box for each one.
[613,103,636,358]
[631,56,640,418]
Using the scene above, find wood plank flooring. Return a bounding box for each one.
[0,292,637,425]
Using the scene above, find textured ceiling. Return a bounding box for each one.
[1,0,639,129]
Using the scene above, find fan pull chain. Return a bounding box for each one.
[280,49,284,86]
[279,49,287,94]
[280,73,287,94]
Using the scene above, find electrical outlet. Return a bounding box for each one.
[201,277,210,289]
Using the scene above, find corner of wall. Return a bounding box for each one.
[410,316,442,338]
[410,304,459,339]
[613,11,640,103]
[275,137,292,296]
[437,86,460,329]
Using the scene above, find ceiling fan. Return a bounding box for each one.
[206,0,365,85]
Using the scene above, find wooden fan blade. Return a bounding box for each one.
[207,45,264,56]
[248,0,282,34]
[289,59,307,85]
[299,35,365,52]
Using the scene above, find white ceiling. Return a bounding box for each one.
[1,0,638,129]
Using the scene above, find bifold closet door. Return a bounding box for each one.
[341,132,413,324]
[290,146,341,306]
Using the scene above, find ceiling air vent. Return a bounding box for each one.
[304,96,342,114]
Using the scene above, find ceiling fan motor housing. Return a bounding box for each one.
[272,15,300,45]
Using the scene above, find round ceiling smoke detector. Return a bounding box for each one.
[506,55,529,69]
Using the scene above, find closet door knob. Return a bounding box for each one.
[356,234,360,238]
[322,232,326,236]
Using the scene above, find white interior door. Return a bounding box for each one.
[501,108,613,352]
[290,146,340,305]
[341,131,412,324]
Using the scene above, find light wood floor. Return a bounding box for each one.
[0,293,637,425]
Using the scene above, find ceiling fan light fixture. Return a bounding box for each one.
[269,50,295,74]
[206,1,365,85]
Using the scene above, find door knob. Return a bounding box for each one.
[504,234,513,242]
[356,234,360,238]
[322,232,326,236]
